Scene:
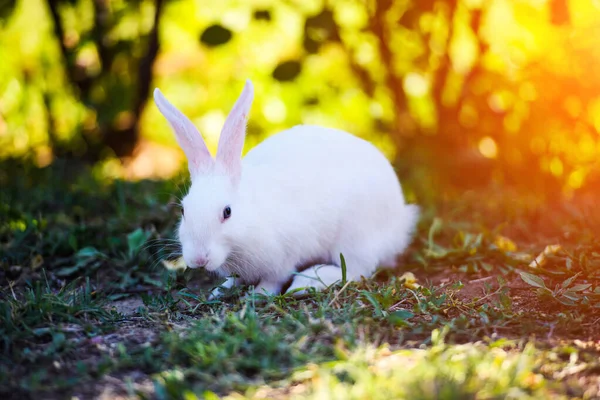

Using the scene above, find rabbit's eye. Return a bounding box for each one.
[223,206,232,220]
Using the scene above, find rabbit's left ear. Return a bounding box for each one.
[216,80,254,183]
[154,88,214,178]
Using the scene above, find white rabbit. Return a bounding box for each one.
[153,80,419,298]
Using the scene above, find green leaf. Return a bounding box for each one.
[57,248,106,277]
[55,264,84,277]
[499,292,512,310]
[76,246,106,259]
[360,291,384,317]
[569,283,592,292]
[390,310,414,320]
[427,217,443,252]
[340,253,347,285]
[424,247,449,259]
[203,391,221,400]
[556,297,577,306]
[388,310,414,326]
[519,271,547,289]
[561,292,581,302]
[142,275,164,288]
[481,262,493,272]
[127,228,150,258]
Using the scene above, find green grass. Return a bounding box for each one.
[230,331,556,400]
[1,157,600,399]
[0,276,120,357]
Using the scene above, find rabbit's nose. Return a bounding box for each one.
[194,255,209,268]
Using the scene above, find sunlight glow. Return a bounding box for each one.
[550,157,564,177]
[479,137,498,159]
[199,110,226,153]
[263,98,287,123]
[404,73,429,97]
[1,0,600,190]
[449,25,478,74]
[568,169,585,189]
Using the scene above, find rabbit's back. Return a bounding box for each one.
[244,125,387,169]
[244,125,404,199]
[241,125,417,278]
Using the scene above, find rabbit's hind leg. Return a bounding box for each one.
[285,264,342,297]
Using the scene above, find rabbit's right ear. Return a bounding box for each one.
[216,80,253,184]
[154,88,214,177]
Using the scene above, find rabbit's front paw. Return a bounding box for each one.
[207,276,237,300]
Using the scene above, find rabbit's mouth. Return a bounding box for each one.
[205,254,231,272]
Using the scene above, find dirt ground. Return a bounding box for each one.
[34,268,594,400]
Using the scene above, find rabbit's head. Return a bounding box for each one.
[154,81,253,271]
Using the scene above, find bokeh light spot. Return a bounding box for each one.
[478,136,498,159]
[403,73,429,97]
[199,110,226,152]
[568,169,585,189]
[263,98,287,123]
[550,157,564,177]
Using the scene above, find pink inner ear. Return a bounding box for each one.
[154,88,214,176]
[216,80,254,179]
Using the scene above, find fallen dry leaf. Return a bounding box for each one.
[494,235,517,252]
[161,257,187,271]
[529,244,562,269]
[399,272,421,289]
[30,254,44,270]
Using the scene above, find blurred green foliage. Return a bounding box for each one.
[1,0,600,196]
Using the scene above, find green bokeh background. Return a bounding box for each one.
[1,0,600,198]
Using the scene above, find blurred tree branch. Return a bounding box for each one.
[45,0,164,161]
[46,0,93,99]
[92,0,114,71]
[105,0,164,158]
[369,0,411,141]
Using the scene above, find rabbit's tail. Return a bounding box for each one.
[377,203,420,270]
[398,203,420,249]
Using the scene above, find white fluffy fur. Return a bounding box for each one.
[154,80,420,298]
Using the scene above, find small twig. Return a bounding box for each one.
[469,286,505,307]
[327,279,353,307]
[405,288,421,304]
[8,280,17,301]
[469,276,495,284]
[547,324,555,341]
[583,317,600,326]
[388,299,407,312]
